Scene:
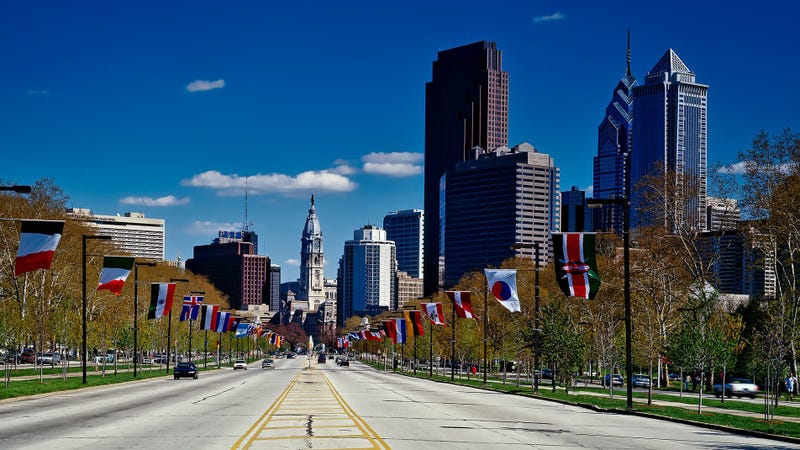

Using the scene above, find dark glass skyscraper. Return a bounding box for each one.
[593,35,636,233]
[423,41,508,295]
[631,49,708,230]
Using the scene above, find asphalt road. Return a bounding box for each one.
[0,357,795,449]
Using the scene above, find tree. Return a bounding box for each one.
[540,296,585,393]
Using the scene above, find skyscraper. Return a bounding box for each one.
[336,225,397,326]
[441,143,559,287]
[297,195,325,311]
[631,49,708,230]
[423,41,508,295]
[383,209,424,279]
[593,34,636,233]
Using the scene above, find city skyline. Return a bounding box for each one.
[2,1,798,283]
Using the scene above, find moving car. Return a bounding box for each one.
[713,377,759,398]
[603,374,624,387]
[233,359,247,370]
[174,362,198,380]
[337,358,349,367]
[261,358,275,369]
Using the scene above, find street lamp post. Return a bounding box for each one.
[587,197,632,410]
[133,261,156,378]
[82,234,111,384]
[167,278,189,374]
[189,291,205,364]
[512,242,541,393]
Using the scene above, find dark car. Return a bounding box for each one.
[632,374,651,388]
[317,353,326,364]
[18,352,36,364]
[337,358,349,367]
[174,362,198,380]
[603,374,624,387]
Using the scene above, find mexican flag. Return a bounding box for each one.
[96,256,135,295]
[552,233,601,300]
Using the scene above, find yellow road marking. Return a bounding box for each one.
[232,369,390,449]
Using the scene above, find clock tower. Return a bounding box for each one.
[297,195,326,310]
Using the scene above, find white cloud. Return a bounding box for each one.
[186,79,225,92]
[186,220,243,235]
[533,11,567,23]
[285,258,300,267]
[363,162,423,177]
[361,152,423,177]
[330,164,357,175]
[182,169,357,195]
[119,195,190,206]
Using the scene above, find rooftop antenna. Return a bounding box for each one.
[626,29,632,77]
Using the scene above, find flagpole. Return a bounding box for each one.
[451,300,455,381]
[204,330,208,369]
[82,234,111,384]
[132,261,155,379]
[483,283,488,385]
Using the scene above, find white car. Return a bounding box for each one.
[233,359,247,370]
[713,378,759,398]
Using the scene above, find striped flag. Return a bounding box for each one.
[14,220,64,276]
[200,304,219,330]
[96,256,135,295]
[552,233,601,300]
[404,310,425,337]
[446,291,477,319]
[394,318,407,344]
[485,269,521,312]
[422,303,446,326]
[147,283,176,320]
[214,311,231,332]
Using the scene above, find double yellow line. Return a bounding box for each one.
[232,370,389,449]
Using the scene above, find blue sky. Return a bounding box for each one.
[2,1,798,283]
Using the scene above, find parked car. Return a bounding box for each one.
[317,353,326,364]
[603,374,624,387]
[713,378,759,398]
[174,362,198,380]
[632,374,651,388]
[233,359,247,370]
[287,353,297,359]
[18,352,36,364]
[337,358,349,367]
[261,358,275,369]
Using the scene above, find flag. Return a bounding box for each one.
[446,291,477,319]
[179,295,203,322]
[236,322,254,337]
[366,329,382,341]
[404,310,425,336]
[96,256,134,295]
[382,320,396,342]
[14,220,65,276]
[552,233,601,300]
[422,303,446,326]
[228,317,240,333]
[394,318,407,344]
[200,304,219,330]
[484,269,521,312]
[147,283,176,319]
[214,311,230,332]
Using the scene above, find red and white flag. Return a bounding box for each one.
[14,220,65,276]
[147,283,176,320]
[200,304,219,330]
[96,256,135,295]
[446,291,477,319]
[422,303,446,326]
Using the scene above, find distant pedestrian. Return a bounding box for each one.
[691,374,697,391]
[786,373,797,401]
[685,374,691,391]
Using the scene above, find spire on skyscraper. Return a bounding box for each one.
[626,30,631,77]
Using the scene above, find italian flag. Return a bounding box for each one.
[15,220,65,276]
[147,282,176,320]
[96,256,135,295]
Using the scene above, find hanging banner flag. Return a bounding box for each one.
[382,320,396,342]
[96,256,135,295]
[552,233,601,300]
[214,311,231,332]
[366,330,383,341]
[403,310,425,337]
[179,295,204,322]
[394,318,407,344]
[422,303,447,326]
[228,317,240,333]
[15,220,65,276]
[235,322,254,337]
[446,291,477,319]
[484,269,521,312]
[200,304,219,330]
[147,283,176,319]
